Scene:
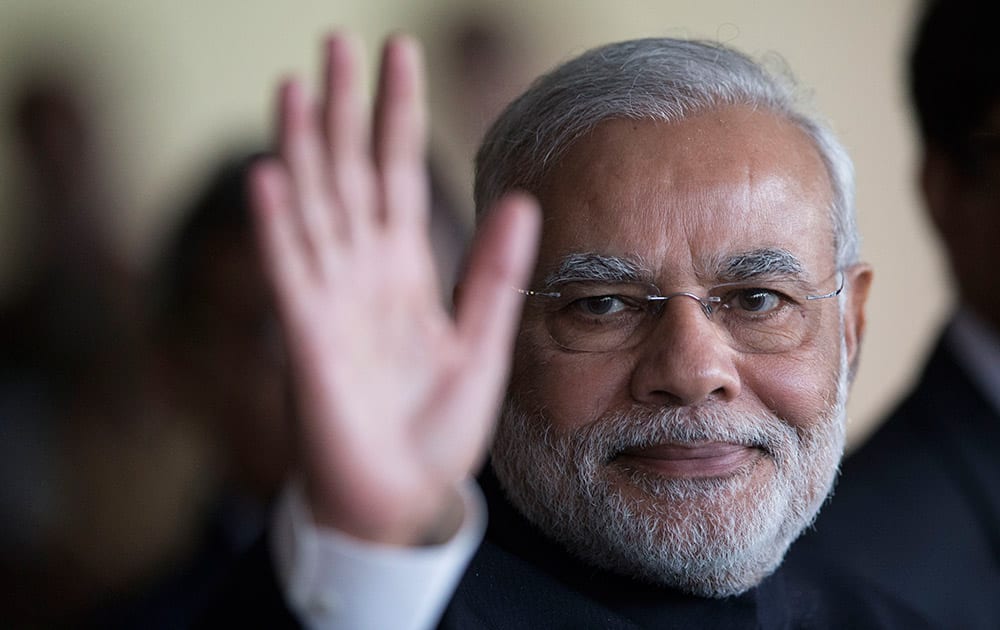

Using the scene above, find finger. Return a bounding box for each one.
[456,192,541,363]
[248,158,309,309]
[278,78,338,247]
[322,33,375,235]
[373,34,429,228]
[425,193,539,476]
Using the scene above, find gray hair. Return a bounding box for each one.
[474,37,859,268]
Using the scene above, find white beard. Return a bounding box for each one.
[491,347,848,598]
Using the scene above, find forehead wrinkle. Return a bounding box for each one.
[706,248,806,282]
[542,252,654,287]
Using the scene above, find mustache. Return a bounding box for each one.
[535,403,797,465]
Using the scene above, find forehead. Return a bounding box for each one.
[532,106,836,283]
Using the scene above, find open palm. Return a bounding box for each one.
[248,34,539,545]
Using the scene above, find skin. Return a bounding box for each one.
[508,112,872,499]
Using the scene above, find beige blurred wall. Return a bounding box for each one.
[0,0,949,448]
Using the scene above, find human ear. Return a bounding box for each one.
[842,263,874,381]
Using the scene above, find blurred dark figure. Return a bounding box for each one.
[155,154,291,505]
[83,154,287,629]
[790,2,1000,627]
[0,73,181,626]
[2,75,141,394]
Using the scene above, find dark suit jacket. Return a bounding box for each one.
[789,331,1000,629]
[203,468,929,629]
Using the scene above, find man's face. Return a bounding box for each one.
[491,106,871,596]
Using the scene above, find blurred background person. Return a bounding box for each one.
[86,152,290,629]
[0,68,209,627]
[790,1,1000,628]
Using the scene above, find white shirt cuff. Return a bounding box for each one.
[270,479,486,630]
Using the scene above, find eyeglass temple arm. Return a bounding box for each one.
[516,288,561,298]
[804,272,845,301]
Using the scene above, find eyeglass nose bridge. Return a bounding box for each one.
[646,292,723,319]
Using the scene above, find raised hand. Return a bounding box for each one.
[248,34,539,546]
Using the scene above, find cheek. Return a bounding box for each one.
[740,346,842,430]
[510,332,634,431]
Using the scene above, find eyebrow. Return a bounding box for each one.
[712,248,806,282]
[543,253,653,288]
[541,248,807,288]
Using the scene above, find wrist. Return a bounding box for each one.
[304,478,465,547]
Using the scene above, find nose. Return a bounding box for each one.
[629,295,742,407]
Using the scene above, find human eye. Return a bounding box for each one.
[731,288,784,314]
[573,294,631,316]
[715,284,795,317]
[556,283,648,319]
[540,282,653,352]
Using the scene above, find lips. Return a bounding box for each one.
[613,442,763,478]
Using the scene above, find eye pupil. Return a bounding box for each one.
[583,296,617,315]
[739,290,771,312]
